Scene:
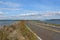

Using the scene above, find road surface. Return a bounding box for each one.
[25,21,60,40]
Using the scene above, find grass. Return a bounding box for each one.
[0,25,19,40]
[0,27,8,40]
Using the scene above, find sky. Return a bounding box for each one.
[0,0,60,20]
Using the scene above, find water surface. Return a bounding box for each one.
[0,20,18,26]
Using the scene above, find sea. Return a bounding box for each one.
[0,20,60,26]
[43,20,60,24]
[0,20,18,26]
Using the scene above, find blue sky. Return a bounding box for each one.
[0,0,60,20]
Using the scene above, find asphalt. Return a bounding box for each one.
[25,21,60,40]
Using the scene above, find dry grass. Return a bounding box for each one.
[0,23,24,40]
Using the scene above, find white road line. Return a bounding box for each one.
[24,24,42,40]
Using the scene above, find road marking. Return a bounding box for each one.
[30,21,60,28]
[24,24,42,40]
[32,24,60,33]
[40,26,60,33]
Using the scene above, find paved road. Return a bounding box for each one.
[25,21,60,40]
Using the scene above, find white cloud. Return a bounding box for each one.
[42,13,55,16]
[0,1,21,8]
[0,12,8,15]
[0,12,4,15]
[17,12,42,17]
[15,10,42,17]
[0,10,60,20]
[41,12,60,17]
[0,8,22,10]
[0,1,22,11]
[18,13,38,16]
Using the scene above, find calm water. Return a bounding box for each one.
[38,20,60,24]
[44,20,60,24]
[0,20,18,26]
[0,20,60,26]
